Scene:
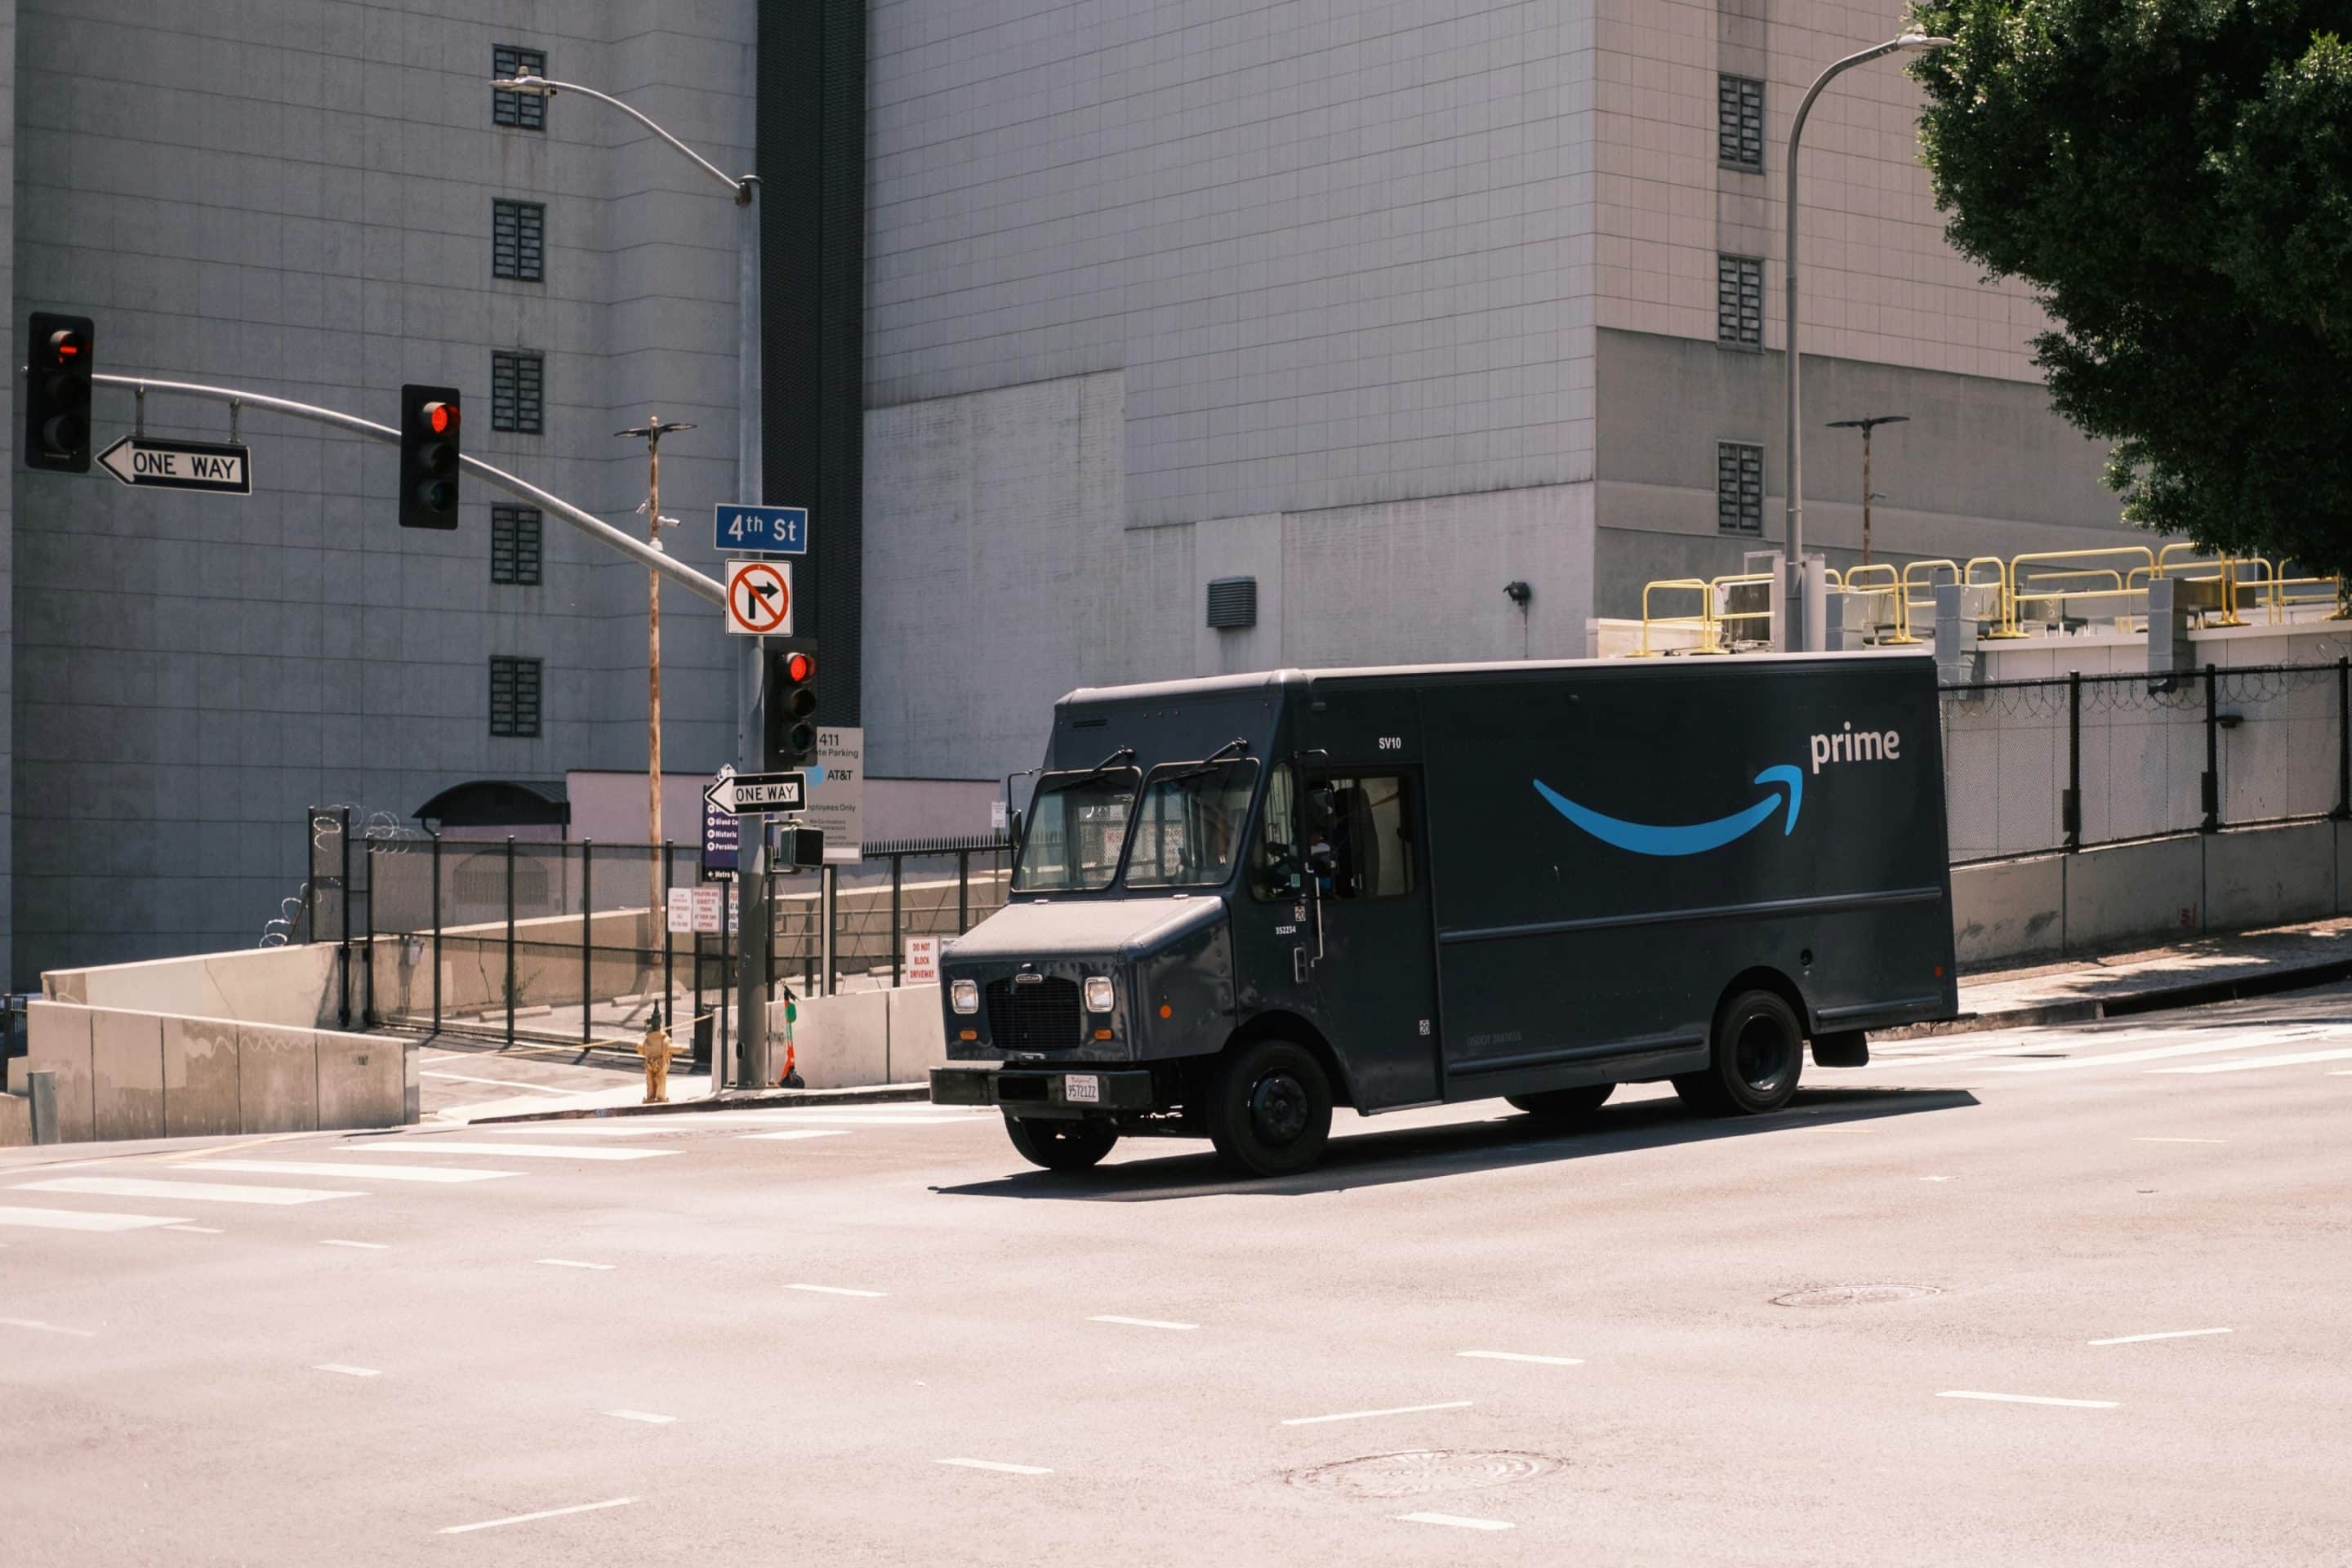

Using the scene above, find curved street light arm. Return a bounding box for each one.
[496,75,755,203]
[88,372,728,607]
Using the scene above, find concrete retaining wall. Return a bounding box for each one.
[42,943,340,1028]
[751,983,953,1091]
[1953,819,2350,968]
[5,1000,416,1147]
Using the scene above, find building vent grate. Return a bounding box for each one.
[1206,576,1258,630]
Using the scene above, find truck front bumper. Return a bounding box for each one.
[929,1064,1158,1117]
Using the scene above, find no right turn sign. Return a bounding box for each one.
[726,559,792,635]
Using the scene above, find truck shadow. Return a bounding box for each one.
[931,1085,1980,1202]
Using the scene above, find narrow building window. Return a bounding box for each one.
[492,200,545,282]
[491,506,542,586]
[491,351,544,434]
[492,46,548,130]
[1717,442,1765,536]
[489,657,542,737]
[1718,74,1764,172]
[1717,254,1764,349]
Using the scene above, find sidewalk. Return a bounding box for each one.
[1894,915,2352,1039]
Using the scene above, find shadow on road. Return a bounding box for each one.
[932,1085,1980,1202]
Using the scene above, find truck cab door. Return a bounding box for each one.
[1301,766,1441,1109]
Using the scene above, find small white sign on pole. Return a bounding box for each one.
[688,885,724,935]
[903,935,941,985]
[666,888,695,933]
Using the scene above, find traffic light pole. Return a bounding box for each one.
[736,637,770,1089]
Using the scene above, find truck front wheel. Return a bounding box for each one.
[1673,989,1804,1116]
[1002,1113,1118,1172]
[1204,1040,1332,1177]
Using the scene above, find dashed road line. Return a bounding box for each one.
[2132,1137,2228,1144]
[1281,1401,1474,1426]
[1458,1350,1583,1366]
[2088,1327,2232,1346]
[738,1129,854,1143]
[607,1410,677,1424]
[337,1142,674,1161]
[199,1159,517,1184]
[786,1283,885,1298]
[320,1239,389,1250]
[439,1498,635,1535]
[0,1205,190,1232]
[537,1258,615,1271]
[0,1317,96,1337]
[1398,1512,1514,1532]
[166,1224,225,1234]
[1089,1315,1198,1331]
[12,1177,359,1206]
[1937,1390,2117,1409]
[313,1363,381,1378]
[939,1459,1051,1476]
[2152,1048,2352,1075]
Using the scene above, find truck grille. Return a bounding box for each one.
[985,977,1080,1051]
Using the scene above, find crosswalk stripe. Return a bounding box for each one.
[2149,1046,2352,1075]
[0,1204,192,1232]
[336,1142,675,1161]
[11,1176,359,1206]
[191,1160,519,1184]
[1985,1036,2338,1073]
[738,1129,853,1142]
[461,1125,673,1137]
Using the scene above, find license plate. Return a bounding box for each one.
[1063,1073,1101,1104]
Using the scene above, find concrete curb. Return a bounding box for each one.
[1875,953,2352,1042]
[465,1083,933,1125]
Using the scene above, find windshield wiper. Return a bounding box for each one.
[1064,746,1135,785]
[1151,737,1252,786]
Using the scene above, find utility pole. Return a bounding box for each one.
[1825,414,1908,567]
[617,415,694,919]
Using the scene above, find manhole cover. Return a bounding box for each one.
[1772,1282,1943,1307]
[1288,1450,1557,1499]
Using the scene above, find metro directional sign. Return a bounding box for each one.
[96,435,252,497]
[715,503,808,555]
[704,769,806,816]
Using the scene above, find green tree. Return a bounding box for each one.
[1911,2,2352,574]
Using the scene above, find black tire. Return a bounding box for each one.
[1673,988,1805,1116]
[1204,1039,1333,1177]
[1506,1083,1615,1122]
[1002,1113,1118,1172]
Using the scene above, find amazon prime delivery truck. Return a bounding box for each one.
[931,651,1956,1176]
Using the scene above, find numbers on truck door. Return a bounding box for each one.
[1378,736,1403,751]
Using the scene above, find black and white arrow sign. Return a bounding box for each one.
[97,435,252,496]
[704,770,806,815]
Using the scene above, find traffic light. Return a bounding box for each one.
[764,640,819,769]
[399,383,461,529]
[24,312,95,472]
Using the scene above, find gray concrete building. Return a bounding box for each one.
[4,0,2125,985]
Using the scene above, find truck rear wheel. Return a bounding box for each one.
[1002,1113,1118,1172]
[1506,1083,1614,1122]
[1673,989,1804,1116]
[1204,1040,1332,1178]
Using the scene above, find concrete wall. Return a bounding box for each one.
[765,982,951,1092]
[42,942,338,1027]
[12,999,414,1147]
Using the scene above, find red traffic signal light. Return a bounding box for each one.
[785,650,813,684]
[399,384,461,530]
[764,641,820,769]
[425,400,457,435]
[24,312,96,473]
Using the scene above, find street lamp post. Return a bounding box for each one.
[493,72,772,1088]
[1782,33,1951,650]
[1825,413,1909,566]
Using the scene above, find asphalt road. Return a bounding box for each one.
[6,984,2352,1566]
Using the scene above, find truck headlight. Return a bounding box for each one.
[951,979,979,1014]
[1084,976,1115,1013]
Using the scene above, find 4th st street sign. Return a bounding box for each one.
[97,435,252,496]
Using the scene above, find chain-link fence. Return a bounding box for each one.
[1942,660,2350,863]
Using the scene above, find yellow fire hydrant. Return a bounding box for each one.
[638,1006,675,1104]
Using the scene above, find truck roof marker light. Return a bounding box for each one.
[1159,1003,1173,1018]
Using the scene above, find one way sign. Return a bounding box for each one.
[705,770,805,815]
[97,435,252,497]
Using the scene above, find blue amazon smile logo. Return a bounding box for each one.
[1533,764,1805,858]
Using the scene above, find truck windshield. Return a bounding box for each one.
[1124,759,1261,889]
[1011,768,1140,891]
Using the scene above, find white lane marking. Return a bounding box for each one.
[321,1239,389,1250]
[2088,1327,2233,1346]
[12,1177,359,1206]
[1281,1401,1475,1426]
[466,1125,673,1137]
[313,1363,381,1378]
[738,1129,854,1143]
[0,1316,97,1336]
[1398,1512,1514,1532]
[537,1258,615,1271]
[1457,1350,1584,1366]
[1988,1038,2315,1073]
[0,1205,191,1232]
[166,1224,225,1234]
[2152,1048,2352,1075]
[939,1458,1051,1476]
[786,1283,885,1298]
[439,1497,635,1535]
[728,1111,981,1125]
[1089,1315,1198,1331]
[607,1410,676,1424]
[1937,1390,2118,1409]
[2132,1137,2228,1144]
[421,1071,591,1095]
[199,1159,518,1184]
[1919,1175,1955,1183]
[337,1142,674,1161]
